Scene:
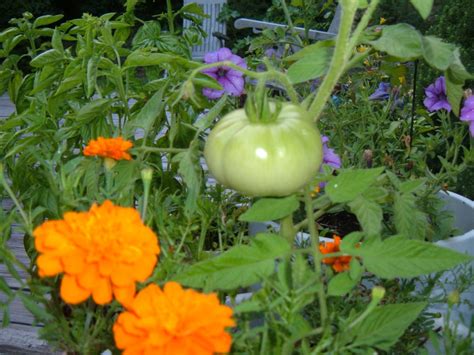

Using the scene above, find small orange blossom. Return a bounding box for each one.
[319,235,352,272]
[113,282,236,355]
[83,137,133,160]
[33,200,160,307]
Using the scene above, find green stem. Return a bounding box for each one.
[134,147,187,154]
[280,214,295,246]
[304,185,328,326]
[281,0,304,47]
[166,0,175,33]
[308,0,359,121]
[0,164,33,235]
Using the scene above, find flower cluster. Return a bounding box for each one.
[319,235,352,272]
[113,282,235,355]
[83,137,133,161]
[34,200,160,307]
[202,47,247,99]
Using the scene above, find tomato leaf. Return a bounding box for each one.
[326,168,384,203]
[239,195,300,222]
[348,195,382,236]
[393,193,428,240]
[370,24,423,60]
[349,302,427,350]
[328,271,359,296]
[409,0,433,20]
[287,47,331,84]
[174,233,291,290]
[342,235,473,279]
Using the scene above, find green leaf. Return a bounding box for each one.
[30,49,64,68]
[18,293,53,323]
[421,36,455,71]
[348,196,382,236]
[399,178,426,194]
[326,168,384,203]
[33,14,64,28]
[194,94,227,131]
[74,99,112,122]
[175,233,291,290]
[342,235,473,279]
[287,48,331,84]
[328,272,359,296]
[172,141,202,216]
[0,276,13,297]
[409,0,433,20]
[124,50,200,69]
[125,86,166,136]
[350,302,427,350]
[370,24,423,60]
[239,195,300,222]
[393,193,427,240]
[86,55,100,98]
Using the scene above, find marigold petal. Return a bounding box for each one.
[113,284,136,308]
[60,274,90,304]
[62,252,86,275]
[92,276,113,305]
[111,265,136,287]
[36,254,63,276]
[77,264,101,290]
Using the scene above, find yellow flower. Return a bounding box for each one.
[113,282,236,355]
[357,45,369,53]
[34,201,160,307]
[379,17,387,25]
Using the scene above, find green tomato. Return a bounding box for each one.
[204,103,323,197]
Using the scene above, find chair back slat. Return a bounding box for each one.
[183,0,227,59]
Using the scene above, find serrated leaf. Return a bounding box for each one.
[350,302,427,350]
[172,141,202,216]
[342,235,473,279]
[394,193,427,240]
[239,195,299,222]
[422,36,455,71]
[348,196,382,235]
[175,233,291,290]
[370,24,423,60]
[288,48,331,84]
[328,271,359,296]
[409,0,433,20]
[399,178,426,194]
[326,168,384,203]
[124,50,200,69]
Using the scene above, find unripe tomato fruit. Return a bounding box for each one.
[204,103,323,197]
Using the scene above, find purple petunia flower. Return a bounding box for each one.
[201,47,247,99]
[369,82,391,100]
[423,76,451,112]
[460,95,474,137]
[319,136,341,189]
[321,136,342,169]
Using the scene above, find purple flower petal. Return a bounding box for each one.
[460,96,474,122]
[423,76,451,112]
[218,75,244,96]
[202,87,224,99]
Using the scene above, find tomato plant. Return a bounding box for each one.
[204,103,323,197]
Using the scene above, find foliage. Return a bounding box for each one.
[0,0,473,353]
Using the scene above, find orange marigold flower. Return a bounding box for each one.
[33,200,160,307]
[113,282,236,355]
[319,235,351,272]
[83,137,133,160]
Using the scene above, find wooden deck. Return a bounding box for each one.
[0,95,55,353]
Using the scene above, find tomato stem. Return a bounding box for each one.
[279,214,296,247]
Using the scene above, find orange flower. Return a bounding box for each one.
[113,282,236,355]
[319,235,351,272]
[34,200,160,307]
[83,137,133,160]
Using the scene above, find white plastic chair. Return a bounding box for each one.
[234,3,341,41]
[183,0,227,60]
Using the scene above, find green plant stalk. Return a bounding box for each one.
[166,0,175,33]
[280,214,296,246]
[281,0,304,47]
[304,185,328,326]
[0,164,33,236]
[308,0,359,121]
